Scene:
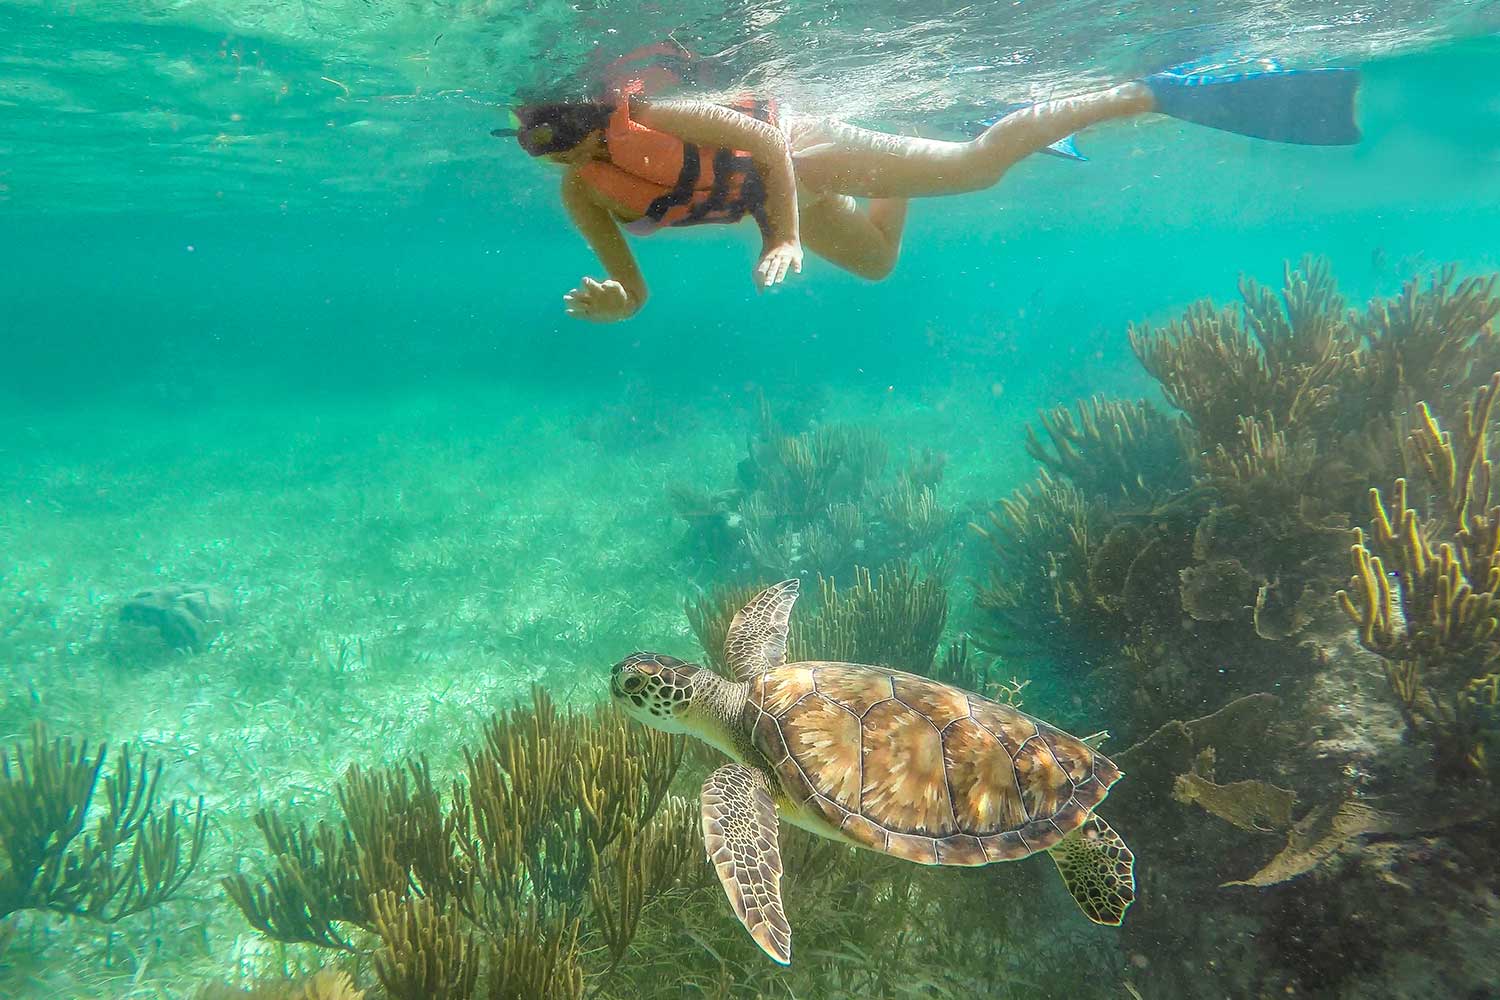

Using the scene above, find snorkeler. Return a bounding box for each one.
[496,62,1360,322]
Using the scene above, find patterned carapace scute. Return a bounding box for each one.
[746,663,1121,866]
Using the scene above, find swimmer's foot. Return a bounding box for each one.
[1144,62,1361,145]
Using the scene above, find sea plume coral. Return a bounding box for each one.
[1337,374,1500,781]
[669,402,956,583]
[1127,256,1363,452]
[0,722,206,926]
[1023,396,1194,503]
[225,688,686,999]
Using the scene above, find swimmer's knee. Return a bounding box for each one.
[854,250,898,281]
[937,145,1011,194]
[971,162,1011,189]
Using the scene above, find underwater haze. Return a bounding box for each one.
[4,2,1500,998]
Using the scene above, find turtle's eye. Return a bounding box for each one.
[620,672,646,694]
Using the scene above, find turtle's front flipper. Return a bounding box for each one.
[724,579,799,680]
[701,762,792,964]
[1048,815,1136,925]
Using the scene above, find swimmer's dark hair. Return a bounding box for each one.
[502,102,613,156]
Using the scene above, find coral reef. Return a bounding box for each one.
[981,260,1500,1000]
[0,722,206,925]
[223,680,1090,1000]
[1363,267,1500,428]
[970,469,1219,713]
[976,259,1500,732]
[1127,256,1363,452]
[226,688,686,999]
[929,636,1029,708]
[687,561,949,675]
[1118,259,1376,644]
[1103,679,1500,999]
[14,257,1500,1000]
[1129,258,1500,472]
[789,562,948,673]
[1337,375,1500,782]
[970,470,1112,658]
[1193,415,1356,642]
[956,261,1500,998]
[1023,395,1194,503]
[670,403,957,582]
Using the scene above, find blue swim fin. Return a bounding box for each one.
[1145,64,1361,145]
[1043,133,1086,161]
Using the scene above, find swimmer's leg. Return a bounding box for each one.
[789,84,1151,200]
[799,194,910,281]
[972,84,1155,170]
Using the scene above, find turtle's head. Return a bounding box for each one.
[610,652,700,733]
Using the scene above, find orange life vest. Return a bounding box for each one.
[577,94,778,236]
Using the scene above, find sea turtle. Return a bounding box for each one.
[610,579,1135,965]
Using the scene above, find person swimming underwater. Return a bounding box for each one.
[496,60,1360,322]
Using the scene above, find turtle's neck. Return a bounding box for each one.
[684,665,753,762]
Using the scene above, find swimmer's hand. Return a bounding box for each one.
[755,241,803,290]
[564,277,637,322]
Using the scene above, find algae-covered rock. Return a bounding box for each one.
[119,582,233,651]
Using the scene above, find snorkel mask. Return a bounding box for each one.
[492,103,611,157]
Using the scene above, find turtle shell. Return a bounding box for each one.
[743,662,1121,866]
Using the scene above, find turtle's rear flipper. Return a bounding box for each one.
[1049,815,1136,925]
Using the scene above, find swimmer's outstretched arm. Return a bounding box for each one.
[560,169,649,322]
[634,100,802,288]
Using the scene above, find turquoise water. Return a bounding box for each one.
[4,3,1500,998]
